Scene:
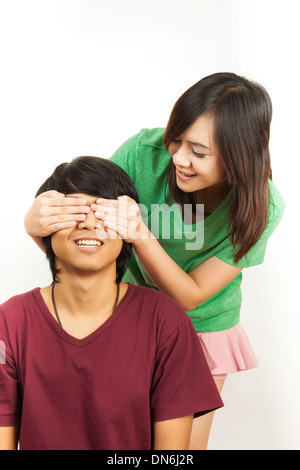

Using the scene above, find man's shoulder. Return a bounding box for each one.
[127,283,190,326]
[128,283,182,306]
[0,288,39,322]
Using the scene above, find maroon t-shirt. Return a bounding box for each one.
[0,283,223,450]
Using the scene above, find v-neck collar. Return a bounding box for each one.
[33,283,133,348]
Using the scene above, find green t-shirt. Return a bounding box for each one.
[110,128,285,332]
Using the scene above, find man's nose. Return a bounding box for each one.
[77,209,100,230]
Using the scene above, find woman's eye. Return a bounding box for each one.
[192,150,206,158]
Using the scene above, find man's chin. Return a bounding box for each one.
[57,264,104,277]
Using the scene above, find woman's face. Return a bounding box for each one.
[168,114,228,193]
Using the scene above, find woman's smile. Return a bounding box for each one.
[176,168,198,181]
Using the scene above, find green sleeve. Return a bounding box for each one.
[109,133,140,183]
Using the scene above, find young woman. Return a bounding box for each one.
[24,72,285,449]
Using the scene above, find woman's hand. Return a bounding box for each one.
[24,190,90,238]
[91,196,151,244]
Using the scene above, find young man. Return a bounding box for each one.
[0,157,223,450]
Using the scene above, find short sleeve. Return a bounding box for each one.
[0,307,21,427]
[150,317,223,422]
[110,133,140,183]
[215,187,285,269]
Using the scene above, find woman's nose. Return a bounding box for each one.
[173,148,191,167]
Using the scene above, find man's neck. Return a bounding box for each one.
[40,269,126,339]
[54,270,119,320]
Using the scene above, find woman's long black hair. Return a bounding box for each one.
[164,72,272,263]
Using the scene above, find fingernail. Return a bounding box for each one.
[97,199,103,204]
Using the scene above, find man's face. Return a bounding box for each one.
[51,194,123,277]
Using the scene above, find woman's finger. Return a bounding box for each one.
[95,198,120,207]
[103,218,142,242]
[103,220,128,240]
[37,214,88,236]
[93,208,118,220]
[95,213,130,231]
[47,220,77,233]
[46,196,88,207]
[91,204,118,214]
[39,204,90,218]
[55,204,90,215]
[92,204,139,220]
[48,213,88,224]
[36,190,65,199]
[36,191,88,206]
[95,195,134,208]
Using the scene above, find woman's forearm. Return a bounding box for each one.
[30,235,46,253]
[93,197,243,310]
[0,426,19,450]
[133,226,243,311]
[133,227,201,311]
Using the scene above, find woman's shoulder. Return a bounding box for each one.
[137,128,166,150]
[112,128,166,154]
[110,128,168,172]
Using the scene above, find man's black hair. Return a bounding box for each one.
[35,156,140,284]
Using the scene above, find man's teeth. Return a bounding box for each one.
[76,240,102,246]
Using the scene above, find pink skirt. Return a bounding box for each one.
[197,323,259,380]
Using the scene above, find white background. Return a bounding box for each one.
[0,0,299,450]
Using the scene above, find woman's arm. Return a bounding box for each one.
[93,197,242,311]
[0,426,19,450]
[153,415,193,450]
[133,231,242,311]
